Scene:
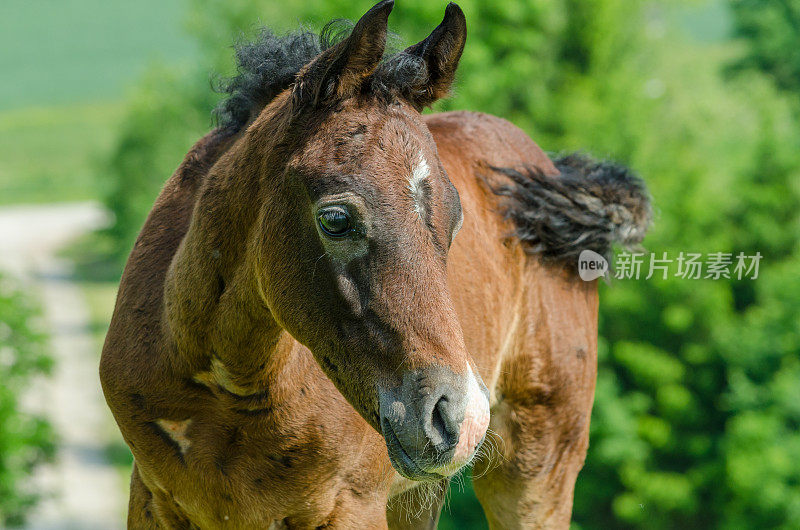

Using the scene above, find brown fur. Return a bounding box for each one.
[100,3,646,528]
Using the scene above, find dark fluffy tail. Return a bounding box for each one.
[490,153,652,263]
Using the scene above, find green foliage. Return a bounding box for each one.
[98,0,800,527]
[0,274,54,526]
[728,0,800,93]
[572,21,800,530]
[102,64,218,263]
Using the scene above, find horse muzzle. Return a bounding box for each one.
[378,364,490,481]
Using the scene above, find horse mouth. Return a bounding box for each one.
[381,418,444,481]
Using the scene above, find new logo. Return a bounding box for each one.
[578,250,608,281]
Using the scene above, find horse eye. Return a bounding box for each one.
[318,207,352,237]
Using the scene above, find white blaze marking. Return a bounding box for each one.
[408,155,430,219]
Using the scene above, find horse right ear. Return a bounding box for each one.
[401,2,467,110]
[293,0,394,109]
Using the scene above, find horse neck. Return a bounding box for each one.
[163,132,293,395]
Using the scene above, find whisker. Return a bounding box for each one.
[310,252,328,282]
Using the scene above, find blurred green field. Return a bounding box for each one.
[0,0,196,205]
[0,103,122,204]
[0,0,196,111]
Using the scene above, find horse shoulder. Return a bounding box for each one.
[100,128,237,441]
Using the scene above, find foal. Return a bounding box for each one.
[100,1,650,528]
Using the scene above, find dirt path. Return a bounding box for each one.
[0,202,125,529]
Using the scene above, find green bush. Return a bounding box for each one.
[0,273,54,526]
[728,0,800,94]
[101,64,218,266]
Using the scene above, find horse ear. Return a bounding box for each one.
[402,2,467,110]
[294,0,394,108]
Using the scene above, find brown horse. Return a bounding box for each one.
[100,1,650,528]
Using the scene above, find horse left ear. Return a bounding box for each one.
[402,2,467,110]
[294,0,394,108]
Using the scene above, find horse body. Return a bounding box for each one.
[100,3,649,528]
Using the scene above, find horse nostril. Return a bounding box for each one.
[430,395,459,450]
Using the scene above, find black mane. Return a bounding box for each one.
[490,154,652,264]
[212,25,331,131]
[213,21,429,132]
